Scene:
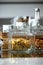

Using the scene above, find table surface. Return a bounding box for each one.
[0,58,43,65]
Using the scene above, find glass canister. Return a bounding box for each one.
[30,21,43,50]
[29,8,43,57]
[9,27,33,51]
[9,16,34,55]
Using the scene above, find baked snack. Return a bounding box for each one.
[17,17,24,22]
[24,16,29,23]
[1,51,10,58]
[2,38,9,49]
[37,53,43,57]
[11,38,31,51]
[35,39,43,49]
[0,31,2,39]
[17,16,29,23]
[11,54,31,58]
[2,32,8,38]
[31,53,43,57]
[34,35,43,49]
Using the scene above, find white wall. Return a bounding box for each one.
[0,0,43,2]
[0,4,43,25]
[0,4,43,18]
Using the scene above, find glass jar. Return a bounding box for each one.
[30,8,43,56]
[8,17,33,55]
[9,28,33,51]
[30,18,43,50]
[35,8,40,19]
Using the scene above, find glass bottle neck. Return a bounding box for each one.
[35,11,40,19]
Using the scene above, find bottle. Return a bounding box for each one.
[35,8,40,19]
[30,8,40,34]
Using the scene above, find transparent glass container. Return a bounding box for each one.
[1,32,10,51]
[8,18,34,55]
[30,18,43,55]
